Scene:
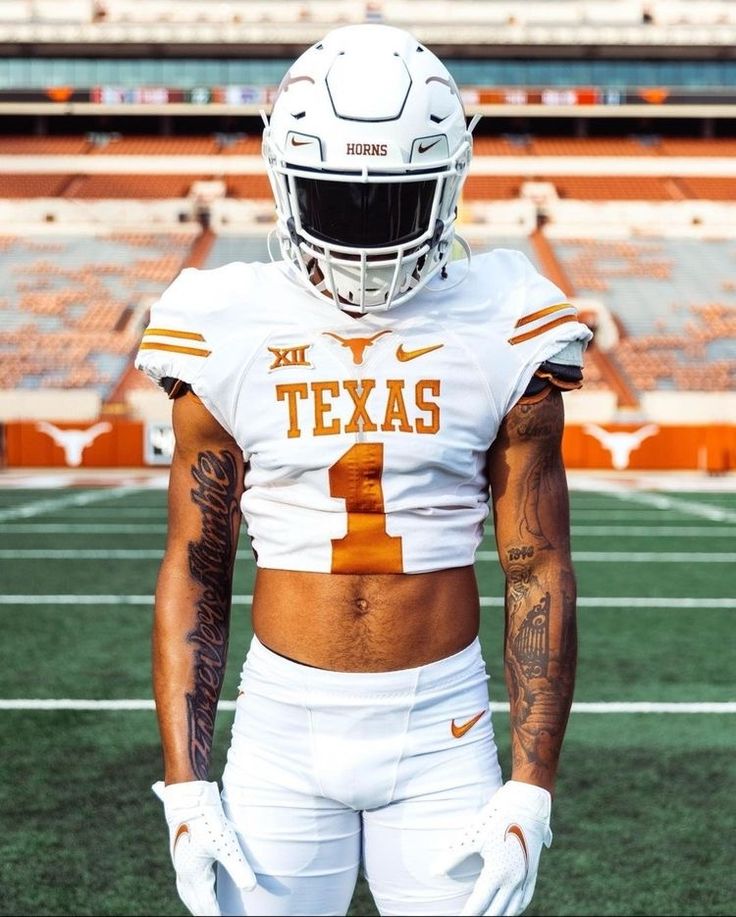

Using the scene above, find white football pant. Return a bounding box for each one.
[218,635,503,916]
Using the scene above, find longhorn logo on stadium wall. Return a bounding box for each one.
[35,421,112,467]
[583,424,660,470]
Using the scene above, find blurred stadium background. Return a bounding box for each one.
[0,2,734,916]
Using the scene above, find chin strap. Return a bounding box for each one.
[426,233,472,293]
[266,228,279,264]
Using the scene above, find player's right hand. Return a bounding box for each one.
[153,779,256,917]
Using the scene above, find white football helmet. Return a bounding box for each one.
[263,24,473,313]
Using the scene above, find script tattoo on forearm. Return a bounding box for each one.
[185,449,240,780]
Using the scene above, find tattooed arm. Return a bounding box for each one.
[487,389,577,795]
[153,392,244,784]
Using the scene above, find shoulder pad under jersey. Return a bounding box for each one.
[134,263,251,389]
[495,251,592,414]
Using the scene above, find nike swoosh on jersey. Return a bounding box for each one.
[396,343,444,362]
[505,823,529,874]
[450,710,485,738]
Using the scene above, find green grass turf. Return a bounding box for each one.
[2,551,733,599]
[0,713,733,917]
[0,600,733,706]
[0,487,735,915]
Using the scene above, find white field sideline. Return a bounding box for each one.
[2,523,736,536]
[0,699,733,714]
[1,549,735,564]
[1,595,734,608]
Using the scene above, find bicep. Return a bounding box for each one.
[487,389,571,568]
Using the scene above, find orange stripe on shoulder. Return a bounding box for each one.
[515,302,574,328]
[143,328,206,341]
[508,314,577,345]
[139,342,211,357]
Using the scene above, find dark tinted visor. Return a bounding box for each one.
[294,177,435,248]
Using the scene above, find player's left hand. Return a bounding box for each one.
[434,780,553,916]
[152,779,256,917]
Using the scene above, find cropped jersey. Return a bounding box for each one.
[135,250,592,574]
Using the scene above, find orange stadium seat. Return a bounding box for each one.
[0,174,72,197]
[225,174,274,198]
[471,137,531,156]
[552,176,676,200]
[658,138,736,157]
[530,137,658,156]
[677,177,736,200]
[462,175,527,199]
[0,232,197,395]
[92,136,220,155]
[67,174,207,198]
[221,136,263,155]
[0,136,91,155]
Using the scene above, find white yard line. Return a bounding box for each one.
[568,509,705,520]
[570,526,736,536]
[0,549,166,559]
[476,551,736,563]
[0,487,142,523]
[0,698,732,713]
[1,595,734,608]
[2,469,735,492]
[608,490,736,523]
[0,523,169,533]
[44,507,168,518]
[2,523,736,536]
[2,549,735,564]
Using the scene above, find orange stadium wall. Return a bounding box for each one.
[562,424,736,473]
[2,421,735,472]
[5,420,145,468]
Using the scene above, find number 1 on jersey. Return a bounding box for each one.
[329,443,404,574]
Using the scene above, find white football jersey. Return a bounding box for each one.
[136,250,592,574]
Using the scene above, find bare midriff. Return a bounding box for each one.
[251,565,480,672]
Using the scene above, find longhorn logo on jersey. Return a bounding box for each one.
[323,330,392,365]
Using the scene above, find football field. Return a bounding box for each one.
[0,477,734,916]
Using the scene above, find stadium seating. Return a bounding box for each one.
[463,176,528,200]
[0,174,71,197]
[68,174,207,198]
[530,137,660,156]
[551,176,676,201]
[550,237,736,392]
[0,231,196,395]
[677,178,736,200]
[91,136,220,155]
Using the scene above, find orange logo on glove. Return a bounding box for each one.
[505,823,529,874]
[173,822,190,852]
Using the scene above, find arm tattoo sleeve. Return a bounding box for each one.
[497,394,577,788]
[185,449,240,780]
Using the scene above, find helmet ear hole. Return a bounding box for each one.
[264,24,471,312]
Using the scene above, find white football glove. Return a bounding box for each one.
[152,779,257,917]
[435,780,553,917]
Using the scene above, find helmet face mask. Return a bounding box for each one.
[263,24,472,313]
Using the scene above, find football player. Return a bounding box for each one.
[139,24,591,917]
